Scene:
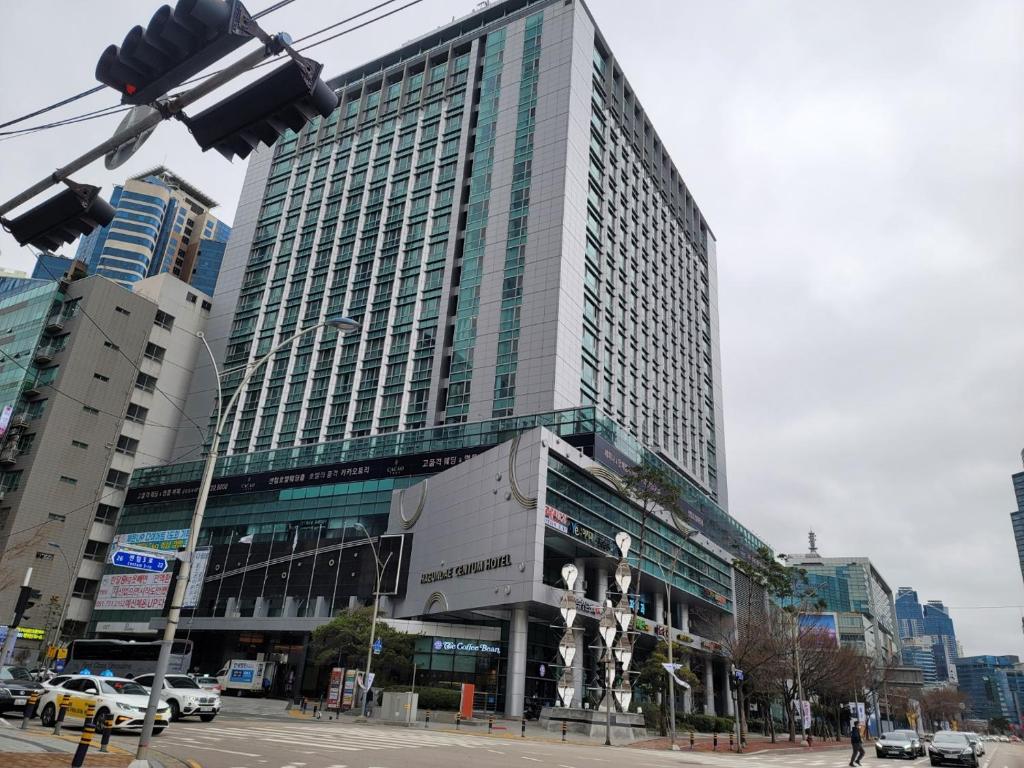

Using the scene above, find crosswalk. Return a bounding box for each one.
[157,720,484,759]
[674,749,928,768]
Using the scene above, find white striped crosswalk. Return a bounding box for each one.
[158,720,484,757]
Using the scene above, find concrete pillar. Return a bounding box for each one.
[225,596,238,618]
[704,658,715,714]
[253,597,268,617]
[683,661,693,713]
[314,596,328,617]
[283,596,298,617]
[679,602,690,634]
[506,605,528,717]
[348,595,359,609]
[595,563,608,605]
[654,591,665,626]
[573,559,585,707]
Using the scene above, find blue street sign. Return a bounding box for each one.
[373,638,383,655]
[54,659,65,672]
[112,549,169,573]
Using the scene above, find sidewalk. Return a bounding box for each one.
[0,719,188,768]
[634,733,849,754]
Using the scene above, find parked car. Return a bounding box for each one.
[37,675,170,734]
[928,730,979,767]
[876,730,924,759]
[0,665,44,715]
[134,673,220,722]
[193,675,222,694]
[1000,735,1011,743]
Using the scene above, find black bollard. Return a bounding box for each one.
[425,710,431,728]
[456,712,461,730]
[98,716,114,753]
[689,731,695,750]
[53,694,71,736]
[713,732,718,751]
[730,732,734,751]
[70,704,97,768]
[521,717,526,738]
[21,691,40,730]
[488,714,494,734]
[561,720,567,742]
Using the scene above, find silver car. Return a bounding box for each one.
[133,673,221,722]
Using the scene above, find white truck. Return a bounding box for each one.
[216,659,276,696]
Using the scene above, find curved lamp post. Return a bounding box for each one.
[136,316,360,762]
[352,520,392,716]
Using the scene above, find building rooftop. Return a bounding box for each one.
[129,165,219,209]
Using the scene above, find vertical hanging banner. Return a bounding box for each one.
[327,667,343,709]
[182,547,211,609]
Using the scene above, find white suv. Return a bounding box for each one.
[134,673,221,722]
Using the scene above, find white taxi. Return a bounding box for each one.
[37,674,170,733]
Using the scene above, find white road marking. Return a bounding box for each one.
[521,758,542,762]
[488,749,506,754]
[160,741,261,757]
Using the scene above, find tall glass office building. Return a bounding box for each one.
[1011,452,1024,588]
[74,167,231,295]
[104,0,754,719]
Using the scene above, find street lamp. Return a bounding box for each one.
[353,520,392,717]
[44,542,73,665]
[135,315,360,763]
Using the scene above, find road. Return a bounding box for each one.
[92,716,1024,768]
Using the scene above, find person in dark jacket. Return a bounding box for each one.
[849,720,865,766]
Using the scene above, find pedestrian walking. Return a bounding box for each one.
[849,719,865,766]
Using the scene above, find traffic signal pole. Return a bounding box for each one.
[0,568,34,665]
[0,35,285,219]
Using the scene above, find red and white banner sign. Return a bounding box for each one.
[94,572,172,610]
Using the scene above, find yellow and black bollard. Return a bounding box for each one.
[488,714,494,734]
[456,712,461,730]
[20,691,40,730]
[70,703,96,768]
[713,731,718,751]
[521,717,526,738]
[729,732,734,751]
[689,731,695,750]
[425,709,431,728]
[98,715,114,753]
[53,694,71,736]
[561,720,567,742]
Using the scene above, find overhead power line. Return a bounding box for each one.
[0,0,302,132]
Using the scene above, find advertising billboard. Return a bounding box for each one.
[94,573,172,610]
[799,612,840,647]
[113,528,190,552]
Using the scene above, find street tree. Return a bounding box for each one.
[310,607,415,686]
[633,639,700,735]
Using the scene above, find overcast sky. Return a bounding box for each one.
[1,0,1022,657]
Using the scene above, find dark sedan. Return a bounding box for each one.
[876,730,924,759]
[0,665,45,715]
[928,731,979,767]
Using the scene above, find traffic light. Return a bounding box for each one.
[3,183,116,251]
[188,58,338,161]
[12,586,42,626]
[95,0,253,105]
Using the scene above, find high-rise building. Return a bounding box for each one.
[74,167,231,295]
[0,273,211,660]
[784,540,900,661]
[100,0,753,719]
[954,655,1024,722]
[31,254,74,282]
[0,268,31,297]
[923,600,959,683]
[1011,451,1024,587]
[895,587,925,639]
[900,636,939,686]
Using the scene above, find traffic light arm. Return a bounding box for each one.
[0,35,286,219]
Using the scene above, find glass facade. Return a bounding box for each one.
[1012,465,1024,588]
[0,283,62,418]
[954,655,1022,721]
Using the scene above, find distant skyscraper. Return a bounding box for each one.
[924,600,960,683]
[895,587,925,639]
[31,253,73,281]
[74,167,231,294]
[954,655,1022,722]
[1011,450,1024,587]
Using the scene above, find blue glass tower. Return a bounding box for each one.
[924,600,959,681]
[1011,452,1024,588]
[954,655,1021,722]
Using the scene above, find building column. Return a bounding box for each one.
[225,596,238,618]
[595,563,607,605]
[683,660,693,713]
[573,559,585,707]
[654,591,665,626]
[506,605,528,718]
[704,658,715,714]
[679,602,690,634]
